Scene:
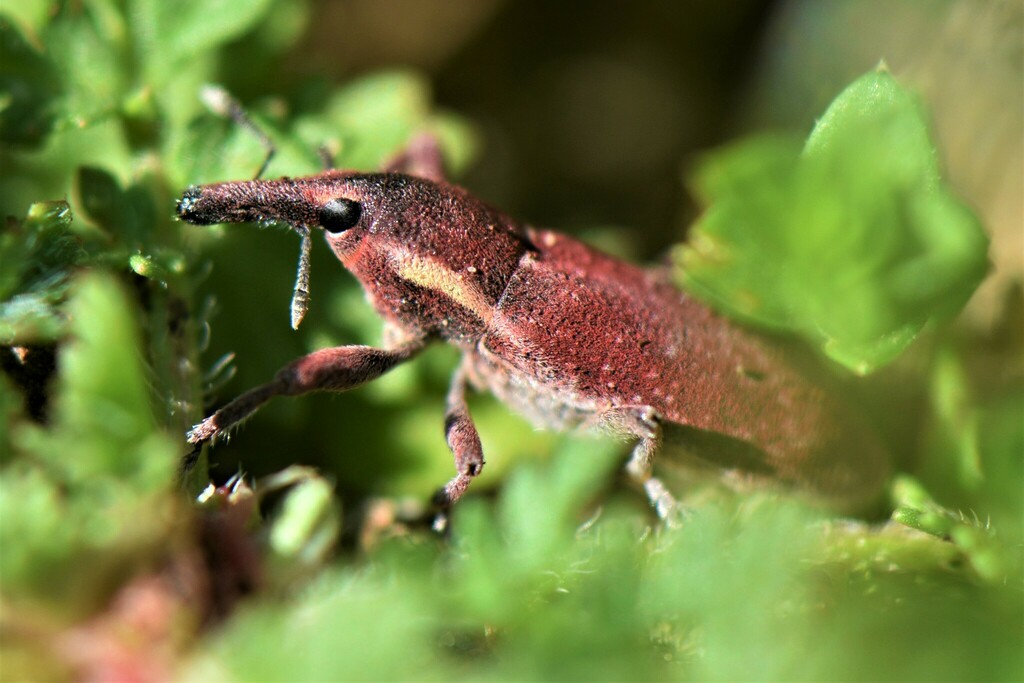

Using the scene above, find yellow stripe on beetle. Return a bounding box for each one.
[395,253,494,323]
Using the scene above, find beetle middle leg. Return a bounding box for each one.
[435,360,485,509]
[188,339,425,445]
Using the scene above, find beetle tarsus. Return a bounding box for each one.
[186,418,217,444]
[644,477,684,527]
[187,379,283,444]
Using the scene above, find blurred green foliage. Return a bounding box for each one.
[676,69,990,374]
[0,2,1020,682]
[184,451,1021,682]
[1,274,181,611]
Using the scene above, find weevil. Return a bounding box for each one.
[177,132,890,521]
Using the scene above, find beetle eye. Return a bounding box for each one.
[318,198,361,233]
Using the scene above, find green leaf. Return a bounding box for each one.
[2,274,179,604]
[75,166,156,249]
[183,563,443,683]
[0,16,61,147]
[169,104,320,187]
[42,2,128,128]
[266,471,341,567]
[170,71,479,190]
[0,0,52,34]
[803,67,940,186]
[297,70,476,173]
[891,475,1014,583]
[917,345,1024,546]
[0,373,23,466]
[21,274,177,485]
[677,69,990,373]
[677,135,804,329]
[129,0,277,85]
[0,201,89,343]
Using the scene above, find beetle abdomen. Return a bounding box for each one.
[481,229,890,507]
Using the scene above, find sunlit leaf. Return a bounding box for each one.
[677,69,990,373]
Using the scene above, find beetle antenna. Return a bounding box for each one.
[317,143,336,171]
[291,225,313,329]
[200,84,276,180]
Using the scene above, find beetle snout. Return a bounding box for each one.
[175,182,282,227]
[176,186,215,224]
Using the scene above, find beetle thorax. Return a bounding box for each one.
[336,175,533,346]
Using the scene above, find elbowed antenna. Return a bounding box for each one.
[291,226,313,329]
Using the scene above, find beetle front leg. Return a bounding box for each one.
[435,360,485,509]
[188,340,425,444]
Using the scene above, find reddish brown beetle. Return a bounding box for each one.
[178,133,889,521]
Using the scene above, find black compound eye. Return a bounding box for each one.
[318,198,361,233]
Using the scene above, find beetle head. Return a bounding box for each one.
[177,172,532,343]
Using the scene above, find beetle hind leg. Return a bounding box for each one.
[614,407,683,526]
[627,436,682,525]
